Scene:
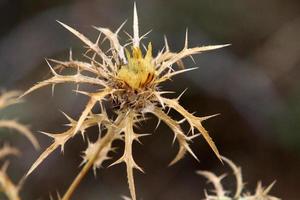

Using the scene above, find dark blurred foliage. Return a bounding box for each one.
[0,0,299,199]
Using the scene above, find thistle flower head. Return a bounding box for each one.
[117,43,155,90]
[22,4,229,200]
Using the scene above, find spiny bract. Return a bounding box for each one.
[21,4,228,200]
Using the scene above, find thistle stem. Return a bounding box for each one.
[62,114,124,200]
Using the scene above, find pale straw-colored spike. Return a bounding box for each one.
[73,89,112,135]
[93,27,125,65]
[189,55,196,64]
[69,48,73,61]
[124,30,133,41]
[156,67,198,83]
[133,2,139,47]
[48,59,96,73]
[74,98,97,135]
[116,20,128,35]
[20,74,107,98]
[164,35,170,52]
[145,107,199,165]
[199,113,220,122]
[121,196,132,200]
[184,28,189,49]
[263,181,276,195]
[162,97,222,162]
[140,29,152,40]
[56,21,115,71]
[38,131,57,138]
[176,88,188,101]
[95,32,102,46]
[141,43,147,52]
[60,110,76,125]
[158,44,230,75]
[51,84,56,96]
[45,59,59,76]
[25,133,68,177]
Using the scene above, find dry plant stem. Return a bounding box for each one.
[62,142,105,200]
[62,115,123,200]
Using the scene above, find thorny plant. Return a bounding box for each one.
[197,157,280,200]
[21,4,229,200]
[0,91,39,200]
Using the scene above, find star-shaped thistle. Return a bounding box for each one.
[21,4,229,200]
[197,157,280,200]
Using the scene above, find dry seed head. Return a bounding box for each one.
[81,135,115,174]
[21,4,229,200]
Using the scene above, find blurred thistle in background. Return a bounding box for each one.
[0,91,39,200]
[0,0,299,199]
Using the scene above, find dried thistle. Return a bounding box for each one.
[0,91,39,200]
[21,4,228,200]
[197,156,280,200]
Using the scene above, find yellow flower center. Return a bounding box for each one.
[117,43,155,89]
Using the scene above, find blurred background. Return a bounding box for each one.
[0,0,299,199]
